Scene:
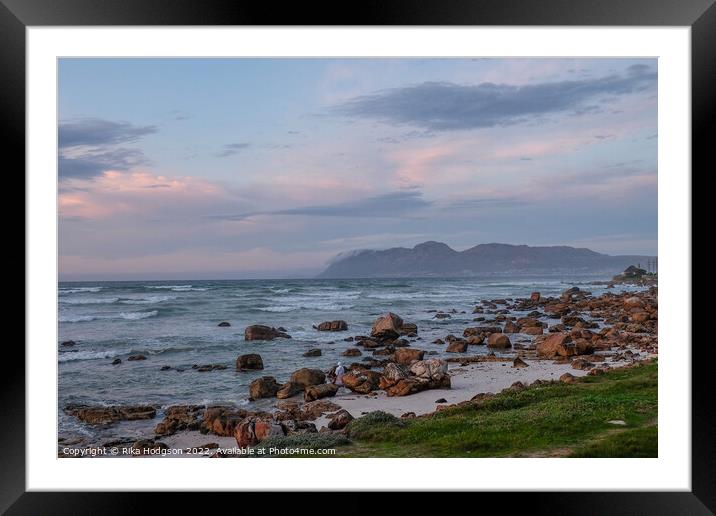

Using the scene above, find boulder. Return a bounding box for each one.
[463,326,502,337]
[445,340,468,353]
[378,363,411,389]
[409,359,449,382]
[530,292,541,302]
[244,325,291,341]
[536,333,577,358]
[522,326,543,335]
[235,417,281,447]
[249,376,281,399]
[303,348,322,357]
[486,333,511,349]
[512,357,529,368]
[276,381,303,399]
[342,348,362,357]
[559,373,576,384]
[315,320,348,332]
[60,340,76,347]
[127,354,147,361]
[400,322,418,335]
[290,368,326,388]
[236,353,264,370]
[304,383,339,402]
[217,321,231,327]
[342,371,381,394]
[466,335,485,345]
[327,409,354,430]
[394,348,425,365]
[503,321,520,333]
[624,296,645,309]
[111,358,121,365]
[371,312,404,340]
[571,358,593,370]
[64,404,156,425]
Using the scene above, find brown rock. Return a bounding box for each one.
[394,348,425,365]
[249,376,281,399]
[522,326,544,335]
[316,320,348,332]
[512,357,529,368]
[342,371,381,394]
[466,335,485,345]
[327,409,354,430]
[290,368,326,388]
[371,312,404,340]
[487,333,511,349]
[445,340,468,353]
[303,348,322,357]
[236,353,264,370]
[536,333,577,358]
[304,383,339,402]
[378,363,411,389]
[503,321,520,333]
[60,340,76,347]
[244,325,291,341]
[530,292,541,302]
[127,354,147,361]
[560,372,576,384]
[342,348,362,357]
[571,358,593,370]
[276,381,303,399]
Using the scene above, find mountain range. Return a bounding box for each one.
[317,241,655,278]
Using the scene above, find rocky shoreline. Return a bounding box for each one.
[58,283,657,458]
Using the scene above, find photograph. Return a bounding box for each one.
[56,57,658,459]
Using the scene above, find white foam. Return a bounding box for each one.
[58,350,120,362]
[59,310,159,323]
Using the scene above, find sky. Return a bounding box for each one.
[58,58,657,280]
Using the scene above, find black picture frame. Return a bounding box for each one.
[4,0,708,512]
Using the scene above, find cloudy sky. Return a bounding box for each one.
[58,58,657,280]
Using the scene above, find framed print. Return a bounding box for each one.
[5,0,710,511]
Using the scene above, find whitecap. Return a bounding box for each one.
[58,350,120,362]
[59,287,102,294]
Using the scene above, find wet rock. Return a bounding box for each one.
[60,340,76,347]
[466,335,485,345]
[435,398,447,403]
[64,404,157,425]
[503,321,520,333]
[487,333,511,349]
[342,348,362,357]
[236,353,264,370]
[111,358,121,365]
[303,348,322,357]
[304,383,339,402]
[530,292,541,302]
[522,326,544,335]
[394,348,425,365]
[445,341,468,353]
[276,381,302,399]
[434,313,451,319]
[249,376,282,399]
[290,368,326,388]
[315,320,349,332]
[244,325,291,341]
[432,338,445,345]
[127,354,147,361]
[371,312,404,340]
[217,321,231,327]
[160,365,171,371]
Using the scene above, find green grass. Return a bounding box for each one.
[336,361,657,458]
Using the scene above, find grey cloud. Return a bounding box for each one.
[58,118,156,179]
[210,190,431,221]
[333,65,656,131]
[59,118,157,148]
[215,142,251,157]
[59,148,151,179]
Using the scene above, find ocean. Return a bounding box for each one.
[57,275,643,442]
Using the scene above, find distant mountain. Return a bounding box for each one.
[317,241,655,278]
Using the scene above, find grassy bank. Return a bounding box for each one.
[336,361,657,458]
